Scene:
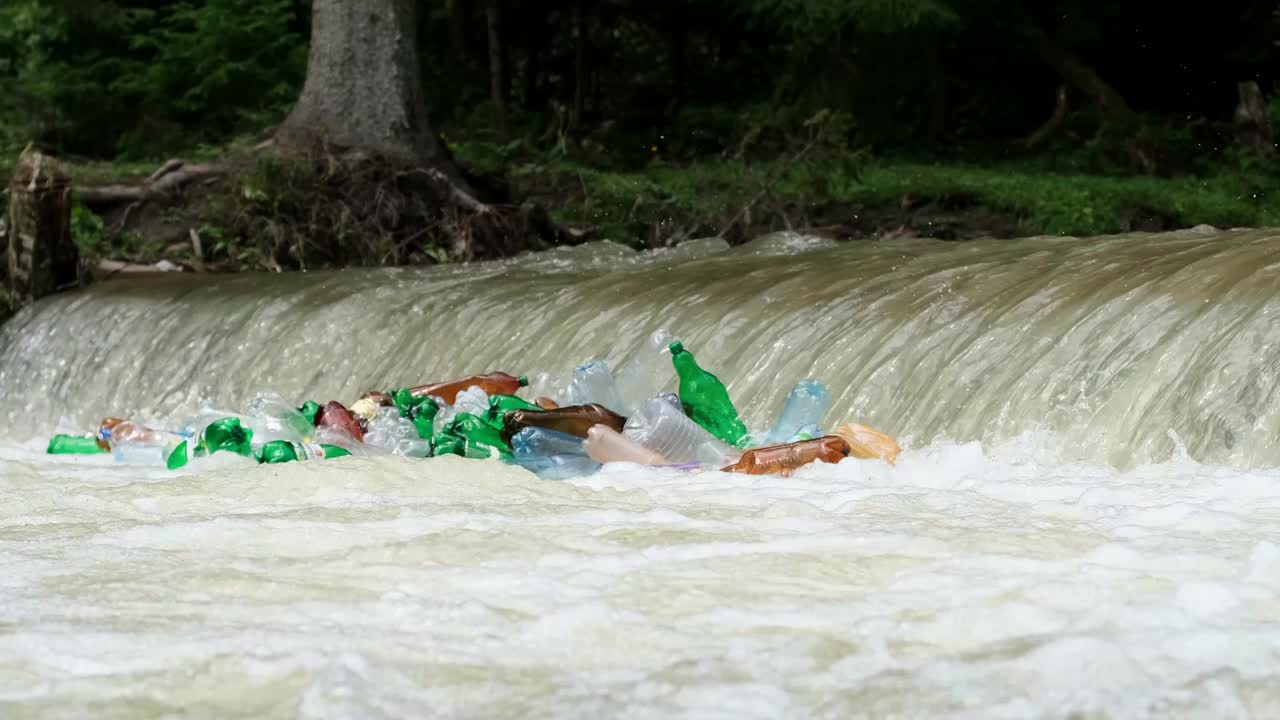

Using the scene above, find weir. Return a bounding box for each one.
[3,226,1277,468]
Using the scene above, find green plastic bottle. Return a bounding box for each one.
[167,417,254,470]
[298,401,321,425]
[486,394,542,429]
[438,413,513,459]
[431,432,466,458]
[255,440,352,464]
[432,432,511,460]
[392,388,438,439]
[47,434,108,455]
[669,341,751,448]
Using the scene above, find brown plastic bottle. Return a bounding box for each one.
[719,436,850,476]
[501,403,627,444]
[315,401,365,442]
[408,372,528,405]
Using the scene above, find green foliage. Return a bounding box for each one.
[112,0,304,155]
[69,205,104,251]
[0,0,301,156]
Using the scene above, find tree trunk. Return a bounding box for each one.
[1021,24,1156,173]
[1022,25,1133,121]
[485,0,510,141]
[277,0,459,176]
[1235,80,1274,154]
[6,148,80,310]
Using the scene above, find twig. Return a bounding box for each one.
[147,159,185,183]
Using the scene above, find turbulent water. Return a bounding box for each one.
[2,228,1280,717]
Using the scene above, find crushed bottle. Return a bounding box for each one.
[167,417,254,470]
[720,436,850,476]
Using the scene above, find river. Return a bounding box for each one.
[1,228,1278,717]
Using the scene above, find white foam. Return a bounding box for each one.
[1,435,1279,716]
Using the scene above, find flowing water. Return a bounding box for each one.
[2,228,1280,717]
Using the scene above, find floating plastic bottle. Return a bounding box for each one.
[409,372,528,405]
[832,422,902,465]
[622,397,739,466]
[363,407,432,457]
[720,436,850,476]
[501,403,627,444]
[246,392,315,443]
[570,359,625,411]
[453,387,492,418]
[255,440,352,464]
[297,400,321,425]
[98,417,187,449]
[167,417,254,470]
[315,401,364,442]
[391,388,438,439]
[488,394,543,428]
[788,423,821,443]
[111,441,170,465]
[510,454,601,480]
[762,379,831,445]
[432,432,510,460]
[614,328,679,413]
[669,341,750,448]
[657,392,683,411]
[511,427,588,458]
[583,424,667,465]
[438,412,512,459]
[47,434,108,455]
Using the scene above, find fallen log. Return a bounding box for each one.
[74,162,225,208]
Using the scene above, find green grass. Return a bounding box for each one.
[846,163,1279,236]
[458,141,1280,244]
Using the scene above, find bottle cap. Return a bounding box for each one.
[518,375,529,387]
[668,341,684,354]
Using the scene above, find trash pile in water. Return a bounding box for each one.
[47,332,899,477]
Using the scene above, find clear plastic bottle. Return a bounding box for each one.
[511,427,588,458]
[364,407,432,457]
[614,328,679,414]
[623,397,740,466]
[453,386,492,418]
[247,391,315,443]
[762,379,831,445]
[510,454,602,480]
[570,359,625,411]
[112,441,171,465]
[584,424,667,465]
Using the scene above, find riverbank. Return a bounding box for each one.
[3,142,1278,283]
